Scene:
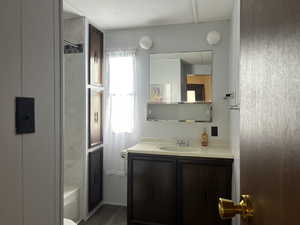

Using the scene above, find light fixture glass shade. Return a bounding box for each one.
[139,36,153,50]
[206,31,221,45]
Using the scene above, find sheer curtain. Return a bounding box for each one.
[104,50,140,175]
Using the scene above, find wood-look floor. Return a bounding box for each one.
[79,205,126,225]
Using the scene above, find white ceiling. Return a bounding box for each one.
[63,0,234,30]
[151,51,213,65]
[63,11,79,19]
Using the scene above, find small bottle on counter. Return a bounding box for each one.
[201,128,209,147]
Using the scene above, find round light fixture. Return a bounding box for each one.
[139,36,153,50]
[206,31,221,46]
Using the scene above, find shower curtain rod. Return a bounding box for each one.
[64,40,80,48]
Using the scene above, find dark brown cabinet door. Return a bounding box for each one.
[177,158,232,225]
[128,154,177,225]
[88,25,103,148]
[88,25,103,86]
[88,90,103,147]
[88,147,103,212]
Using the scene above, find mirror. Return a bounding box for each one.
[150,51,213,103]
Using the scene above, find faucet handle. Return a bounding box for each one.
[175,138,182,145]
[186,139,190,147]
[175,138,190,147]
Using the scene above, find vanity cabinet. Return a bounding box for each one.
[177,157,232,225]
[127,153,233,225]
[127,154,177,225]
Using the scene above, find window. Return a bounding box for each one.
[109,55,135,133]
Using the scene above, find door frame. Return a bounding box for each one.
[55,0,64,224]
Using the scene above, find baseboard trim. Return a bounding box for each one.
[75,219,82,224]
[83,202,105,221]
[101,201,127,207]
[83,201,127,221]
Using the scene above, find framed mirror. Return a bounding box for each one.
[149,51,213,103]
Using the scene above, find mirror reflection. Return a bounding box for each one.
[150,51,213,103]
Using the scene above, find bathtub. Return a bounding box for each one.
[64,186,80,222]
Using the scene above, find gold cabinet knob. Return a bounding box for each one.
[218,195,254,220]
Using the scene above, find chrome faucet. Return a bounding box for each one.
[175,138,190,147]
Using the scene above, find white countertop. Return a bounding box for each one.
[123,138,233,159]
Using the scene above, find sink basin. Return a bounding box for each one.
[159,146,202,152]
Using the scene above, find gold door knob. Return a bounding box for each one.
[218,195,254,220]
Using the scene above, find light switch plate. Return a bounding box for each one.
[15,97,35,134]
[211,126,218,137]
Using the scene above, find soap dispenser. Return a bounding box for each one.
[201,128,208,147]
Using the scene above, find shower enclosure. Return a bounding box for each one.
[63,16,86,223]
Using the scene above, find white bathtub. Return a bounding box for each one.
[64,186,80,222]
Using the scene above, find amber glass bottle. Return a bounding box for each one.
[201,128,208,147]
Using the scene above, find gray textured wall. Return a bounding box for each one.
[105,21,230,142]
[103,21,231,205]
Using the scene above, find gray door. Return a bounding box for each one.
[0,0,61,225]
[240,0,300,224]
